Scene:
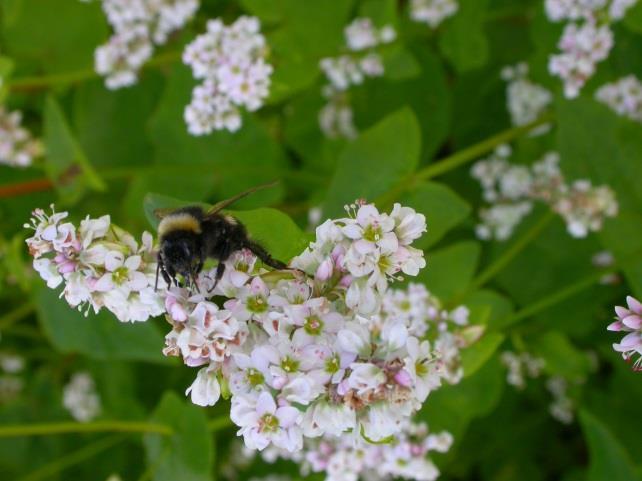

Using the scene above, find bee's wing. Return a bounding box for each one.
[153,207,177,220]
[204,180,279,218]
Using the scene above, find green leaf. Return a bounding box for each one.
[144,194,309,262]
[401,181,471,249]
[43,95,105,203]
[323,107,421,217]
[248,0,356,101]
[35,287,169,364]
[144,392,213,481]
[417,241,480,301]
[623,1,642,35]
[147,63,288,204]
[461,331,505,378]
[580,410,642,481]
[419,356,504,440]
[352,48,452,160]
[2,0,108,75]
[531,331,592,380]
[0,56,15,103]
[73,76,163,169]
[599,210,642,298]
[439,0,490,72]
[464,289,515,331]
[382,47,422,82]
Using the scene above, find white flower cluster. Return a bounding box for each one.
[409,0,459,28]
[0,353,24,404]
[260,420,453,481]
[319,18,396,139]
[501,351,574,424]
[25,205,165,322]
[595,74,642,122]
[545,0,638,98]
[0,107,43,168]
[546,376,575,424]
[500,351,545,389]
[160,201,473,453]
[93,0,199,89]
[501,63,552,134]
[63,371,102,422]
[183,16,272,135]
[471,146,618,240]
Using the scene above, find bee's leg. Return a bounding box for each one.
[244,240,287,270]
[155,257,161,291]
[207,262,226,294]
[157,255,173,290]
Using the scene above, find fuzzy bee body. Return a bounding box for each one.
[155,183,287,291]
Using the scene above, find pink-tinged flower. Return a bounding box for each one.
[176,302,244,366]
[231,391,303,452]
[610,296,642,370]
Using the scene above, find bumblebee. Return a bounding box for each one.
[154,182,287,291]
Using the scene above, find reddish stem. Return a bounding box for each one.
[0,178,53,198]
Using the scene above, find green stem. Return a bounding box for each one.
[500,268,617,327]
[0,421,173,438]
[467,211,555,294]
[376,114,554,207]
[416,114,554,182]
[7,51,181,92]
[207,416,233,432]
[16,435,125,481]
[0,302,35,331]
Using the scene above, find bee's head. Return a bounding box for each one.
[160,233,202,282]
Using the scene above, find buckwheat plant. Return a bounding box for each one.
[545,0,639,98]
[91,0,200,89]
[160,200,477,453]
[608,295,642,370]
[62,371,102,423]
[182,16,273,134]
[24,205,164,322]
[471,146,618,240]
[319,18,396,139]
[0,106,43,168]
[258,420,453,481]
[595,75,642,122]
[408,0,459,28]
[501,63,552,134]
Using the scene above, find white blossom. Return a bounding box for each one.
[254,420,452,481]
[471,148,618,240]
[501,351,545,389]
[545,0,638,98]
[63,372,101,422]
[91,0,199,89]
[25,205,165,322]
[319,18,395,139]
[183,16,272,134]
[501,63,552,133]
[0,107,43,168]
[595,74,642,122]
[409,0,459,28]
[29,200,476,455]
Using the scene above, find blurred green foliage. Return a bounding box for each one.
[0,0,641,480]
